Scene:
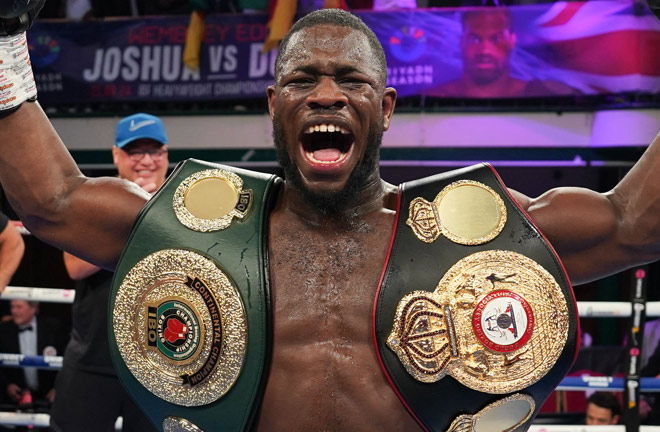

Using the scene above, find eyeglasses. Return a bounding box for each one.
[124,148,168,162]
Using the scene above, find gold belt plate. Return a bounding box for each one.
[406,180,507,245]
[173,169,253,232]
[387,250,569,394]
[113,249,247,406]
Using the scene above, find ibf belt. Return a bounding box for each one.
[374,164,578,432]
[109,160,282,432]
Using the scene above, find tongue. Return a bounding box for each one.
[313,148,342,162]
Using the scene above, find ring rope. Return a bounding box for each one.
[0,412,122,429]
[0,286,75,303]
[528,427,660,431]
[0,353,62,369]
[2,286,660,316]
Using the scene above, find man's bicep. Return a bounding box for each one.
[0,103,147,270]
[515,187,625,285]
[48,176,149,271]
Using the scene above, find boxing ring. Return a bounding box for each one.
[1,285,659,431]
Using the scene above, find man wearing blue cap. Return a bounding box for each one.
[51,113,166,432]
[112,113,170,195]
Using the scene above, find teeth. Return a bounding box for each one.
[304,123,349,135]
[305,150,349,164]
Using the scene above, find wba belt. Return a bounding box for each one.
[109,159,281,432]
[374,163,579,432]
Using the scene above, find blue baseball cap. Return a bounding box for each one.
[115,113,168,148]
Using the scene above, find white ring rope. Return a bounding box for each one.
[529,427,660,431]
[0,286,75,303]
[0,412,122,429]
[0,353,62,369]
[4,352,658,394]
[2,286,659,317]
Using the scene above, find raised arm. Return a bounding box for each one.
[0,5,148,269]
[512,132,660,286]
[0,103,148,270]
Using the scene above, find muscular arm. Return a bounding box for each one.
[0,103,148,270]
[0,221,24,291]
[511,133,660,285]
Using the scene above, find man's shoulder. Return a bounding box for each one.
[524,79,581,96]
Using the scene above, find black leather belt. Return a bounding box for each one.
[374,163,579,431]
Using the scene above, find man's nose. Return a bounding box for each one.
[307,76,347,110]
[139,152,156,163]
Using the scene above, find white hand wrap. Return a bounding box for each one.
[0,32,37,111]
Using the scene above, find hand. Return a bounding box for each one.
[6,383,21,402]
[46,388,56,403]
[0,0,46,36]
[640,398,652,420]
[133,177,158,195]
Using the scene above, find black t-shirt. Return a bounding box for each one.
[63,269,115,375]
[0,212,9,232]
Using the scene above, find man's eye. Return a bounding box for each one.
[339,78,365,88]
[467,35,481,45]
[286,78,315,88]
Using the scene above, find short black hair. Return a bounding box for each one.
[274,9,387,86]
[461,8,513,32]
[588,392,621,417]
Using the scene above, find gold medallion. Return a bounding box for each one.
[387,250,569,394]
[173,169,253,232]
[163,417,204,432]
[446,394,535,432]
[406,180,506,245]
[113,249,247,406]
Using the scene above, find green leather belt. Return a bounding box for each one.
[108,159,281,432]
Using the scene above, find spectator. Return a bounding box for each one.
[0,300,67,410]
[49,113,168,432]
[585,392,621,425]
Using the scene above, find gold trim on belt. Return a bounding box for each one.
[387,250,569,394]
[113,249,247,406]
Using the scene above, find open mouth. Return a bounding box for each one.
[301,122,354,167]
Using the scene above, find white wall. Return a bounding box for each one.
[50,109,660,151]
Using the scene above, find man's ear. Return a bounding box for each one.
[111,146,121,166]
[267,86,276,120]
[382,87,397,131]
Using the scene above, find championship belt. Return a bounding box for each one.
[109,159,282,432]
[374,164,579,432]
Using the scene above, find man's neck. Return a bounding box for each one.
[464,73,524,98]
[278,178,393,229]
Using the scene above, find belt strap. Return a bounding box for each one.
[374,163,579,431]
[109,159,281,431]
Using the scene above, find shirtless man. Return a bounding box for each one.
[0,4,659,431]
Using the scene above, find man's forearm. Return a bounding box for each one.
[608,132,660,260]
[0,223,24,289]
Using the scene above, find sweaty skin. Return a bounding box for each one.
[1,14,660,431]
[260,26,416,429]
